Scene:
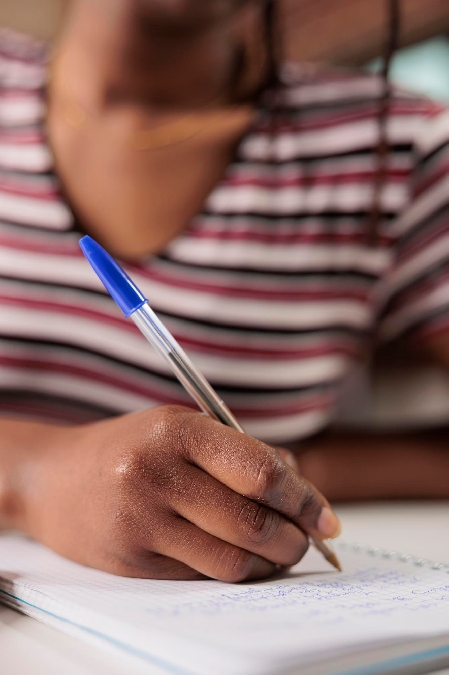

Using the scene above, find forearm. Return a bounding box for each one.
[283,0,449,65]
[0,418,66,531]
[297,429,449,502]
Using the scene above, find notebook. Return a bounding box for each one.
[1,533,449,675]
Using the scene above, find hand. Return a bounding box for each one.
[21,406,340,581]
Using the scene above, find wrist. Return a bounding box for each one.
[0,420,79,533]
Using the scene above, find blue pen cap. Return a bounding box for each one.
[79,235,148,317]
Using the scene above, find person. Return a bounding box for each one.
[0,0,448,581]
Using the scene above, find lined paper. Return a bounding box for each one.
[1,535,449,675]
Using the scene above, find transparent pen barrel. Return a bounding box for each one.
[131,304,244,432]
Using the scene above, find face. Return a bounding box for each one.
[138,0,255,31]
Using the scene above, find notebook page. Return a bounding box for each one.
[1,534,449,675]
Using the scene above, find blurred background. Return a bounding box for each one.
[1,0,449,430]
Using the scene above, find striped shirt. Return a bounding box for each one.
[1,29,449,444]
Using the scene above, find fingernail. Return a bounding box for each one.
[317,507,342,539]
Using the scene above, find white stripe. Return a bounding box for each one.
[241,116,424,161]
[0,247,102,289]
[142,280,373,331]
[0,368,155,414]
[380,279,449,341]
[415,110,449,157]
[0,306,352,386]
[0,56,46,89]
[243,409,331,443]
[380,233,449,296]
[168,238,391,275]
[0,340,182,400]
[206,183,408,215]
[0,192,73,229]
[0,246,378,329]
[0,276,360,350]
[284,78,385,106]
[0,367,331,442]
[0,142,52,172]
[1,338,335,410]
[161,315,359,350]
[151,256,373,292]
[231,153,413,178]
[0,97,45,126]
[0,243,383,307]
[389,174,449,238]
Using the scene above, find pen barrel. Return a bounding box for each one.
[132,305,339,570]
[131,304,244,433]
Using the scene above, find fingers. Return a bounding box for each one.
[107,554,205,580]
[172,464,309,567]
[178,412,341,541]
[151,516,276,582]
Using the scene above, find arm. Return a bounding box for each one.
[295,332,449,502]
[282,0,449,65]
[297,428,449,502]
[0,418,66,531]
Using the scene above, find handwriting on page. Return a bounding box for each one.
[141,567,449,622]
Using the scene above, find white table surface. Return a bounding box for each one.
[1,501,449,675]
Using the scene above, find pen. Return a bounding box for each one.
[79,235,342,572]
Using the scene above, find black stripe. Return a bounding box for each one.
[382,257,449,314]
[392,304,449,342]
[239,144,413,163]
[394,203,449,251]
[159,255,384,281]
[0,334,346,395]
[0,389,119,420]
[0,274,110,299]
[195,211,398,224]
[0,274,372,334]
[416,140,449,170]
[199,207,399,220]
[153,254,377,285]
[0,216,74,233]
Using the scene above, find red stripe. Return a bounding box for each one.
[0,131,45,145]
[0,294,359,359]
[185,226,393,247]
[171,334,358,360]
[397,218,449,267]
[414,315,449,344]
[224,170,410,189]
[0,354,184,404]
[0,294,131,331]
[0,355,335,417]
[413,158,449,199]
[0,89,43,100]
[387,268,449,313]
[138,268,372,301]
[231,394,333,419]
[0,180,59,200]
[0,234,81,256]
[256,101,431,133]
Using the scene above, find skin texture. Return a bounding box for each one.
[48,0,264,258]
[0,0,449,581]
[0,408,339,580]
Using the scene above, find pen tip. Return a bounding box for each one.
[327,552,343,572]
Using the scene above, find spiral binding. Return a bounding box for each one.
[335,540,449,572]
